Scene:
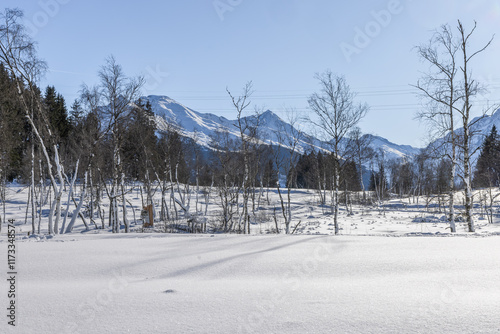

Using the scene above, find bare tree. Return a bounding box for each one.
[81,56,144,233]
[274,109,304,234]
[210,127,239,232]
[227,81,260,234]
[308,71,368,234]
[101,56,144,233]
[456,20,495,232]
[415,20,494,232]
[414,23,461,232]
[0,8,66,235]
[346,127,373,203]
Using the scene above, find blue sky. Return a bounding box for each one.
[5,0,500,147]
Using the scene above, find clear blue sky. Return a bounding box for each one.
[5,0,500,147]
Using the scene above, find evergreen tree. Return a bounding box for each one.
[369,164,388,198]
[122,98,158,180]
[436,158,452,194]
[474,125,500,188]
[262,158,278,188]
[69,99,84,127]
[44,86,71,142]
[389,159,415,197]
[340,160,361,191]
[0,63,27,181]
[295,151,316,189]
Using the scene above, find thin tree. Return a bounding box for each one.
[210,127,239,232]
[346,127,373,203]
[227,81,259,234]
[274,109,304,234]
[308,71,368,234]
[81,56,144,233]
[0,8,66,235]
[456,20,495,232]
[415,20,495,232]
[414,23,461,232]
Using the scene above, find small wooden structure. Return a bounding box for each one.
[141,204,154,228]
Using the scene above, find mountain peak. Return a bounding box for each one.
[142,95,420,161]
[144,94,172,101]
[259,109,280,121]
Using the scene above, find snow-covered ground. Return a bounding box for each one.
[2,184,500,236]
[2,184,500,333]
[2,234,500,333]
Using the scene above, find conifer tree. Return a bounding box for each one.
[262,158,278,188]
[0,63,26,181]
[474,125,500,188]
[44,86,71,142]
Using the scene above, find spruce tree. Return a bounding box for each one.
[263,158,278,188]
[44,86,71,142]
[341,160,361,191]
[0,63,26,181]
[122,98,158,180]
[474,125,500,188]
[369,165,388,198]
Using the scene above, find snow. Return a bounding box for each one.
[2,184,500,333]
[364,134,421,161]
[2,234,500,333]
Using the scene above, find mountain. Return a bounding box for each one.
[146,95,234,148]
[427,108,500,166]
[143,95,420,161]
[145,95,323,153]
[363,134,421,162]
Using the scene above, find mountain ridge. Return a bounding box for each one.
[143,95,421,161]
[427,107,500,165]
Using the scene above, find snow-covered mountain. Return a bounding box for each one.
[145,95,323,153]
[428,108,500,165]
[459,108,500,161]
[146,95,234,148]
[143,95,420,160]
[363,134,421,162]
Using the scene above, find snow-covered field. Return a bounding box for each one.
[2,184,500,333]
[3,183,500,236]
[2,234,500,333]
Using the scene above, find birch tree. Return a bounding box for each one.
[106,56,144,233]
[456,20,495,232]
[227,81,259,234]
[415,20,494,232]
[274,110,304,234]
[210,127,239,232]
[415,24,461,232]
[82,56,144,232]
[308,71,368,234]
[0,8,65,235]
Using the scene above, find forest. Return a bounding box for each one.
[1,8,498,236]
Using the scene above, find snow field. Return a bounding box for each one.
[2,184,500,332]
[1,234,500,333]
[3,184,500,237]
